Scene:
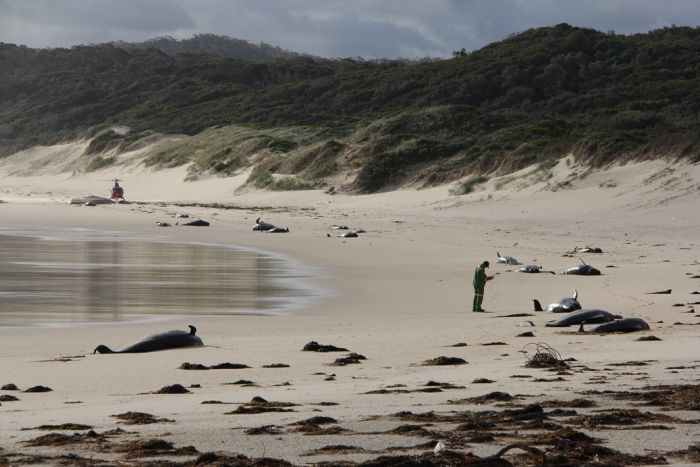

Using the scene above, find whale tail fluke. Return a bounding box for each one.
[93,345,114,354]
[188,325,197,336]
[533,299,543,312]
[578,257,587,266]
[572,289,578,300]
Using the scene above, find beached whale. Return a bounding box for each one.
[497,252,520,265]
[518,265,555,274]
[580,318,650,333]
[533,289,581,313]
[181,219,209,226]
[254,218,289,232]
[545,309,621,327]
[93,325,203,353]
[576,246,603,253]
[327,230,358,238]
[69,195,113,205]
[253,217,285,232]
[563,258,601,275]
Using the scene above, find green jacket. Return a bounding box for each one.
[473,266,487,289]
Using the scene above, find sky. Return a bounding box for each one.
[1,0,699,58]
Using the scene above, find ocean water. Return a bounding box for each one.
[0,227,318,327]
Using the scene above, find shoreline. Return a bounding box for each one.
[0,221,328,328]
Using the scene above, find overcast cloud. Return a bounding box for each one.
[1,0,699,58]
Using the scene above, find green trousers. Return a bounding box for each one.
[473,286,484,311]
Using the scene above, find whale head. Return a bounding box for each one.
[93,345,114,354]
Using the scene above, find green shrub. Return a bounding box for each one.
[84,129,125,155]
[85,155,116,172]
[449,175,489,195]
[267,177,316,191]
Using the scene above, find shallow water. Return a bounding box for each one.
[0,227,316,326]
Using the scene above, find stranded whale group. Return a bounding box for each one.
[530,288,648,333]
[498,252,601,276]
[495,246,650,333]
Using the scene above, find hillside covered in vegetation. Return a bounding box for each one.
[109,33,305,61]
[1,24,699,192]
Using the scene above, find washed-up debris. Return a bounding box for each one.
[24,385,52,393]
[22,423,92,431]
[111,412,174,425]
[422,356,467,366]
[303,341,348,352]
[329,353,366,366]
[523,343,568,369]
[154,384,190,394]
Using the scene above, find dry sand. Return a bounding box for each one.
[1,145,699,465]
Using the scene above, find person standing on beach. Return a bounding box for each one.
[472,261,493,312]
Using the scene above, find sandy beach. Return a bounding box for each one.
[1,147,699,465]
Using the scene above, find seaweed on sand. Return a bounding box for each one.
[523,343,568,369]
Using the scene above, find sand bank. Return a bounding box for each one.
[1,154,699,464]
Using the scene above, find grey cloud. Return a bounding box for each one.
[304,17,444,58]
[0,0,193,47]
[6,0,193,30]
[1,0,700,56]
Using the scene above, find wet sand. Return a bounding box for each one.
[1,154,699,465]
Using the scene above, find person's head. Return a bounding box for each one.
[481,261,489,268]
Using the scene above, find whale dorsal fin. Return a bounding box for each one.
[533,299,543,312]
[578,322,586,333]
[188,325,197,335]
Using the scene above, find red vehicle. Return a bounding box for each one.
[111,179,124,200]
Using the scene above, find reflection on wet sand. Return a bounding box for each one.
[0,233,311,326]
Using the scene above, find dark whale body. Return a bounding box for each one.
[497,251,520,265]
[564,258,601,275]
[94,325,203,354]
[519,265,555,274]
[533,289,581,313]
[545,309,621,327]
[583,318,651,333]
[182,219,209,226]
[253,217,289,232]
